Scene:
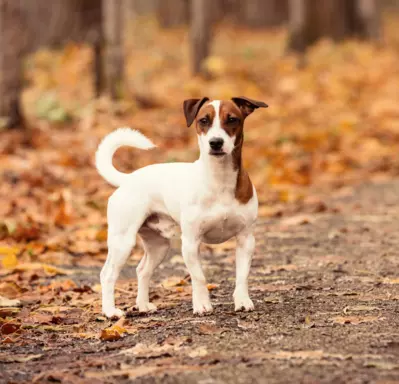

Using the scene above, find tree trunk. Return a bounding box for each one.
[0,0,25,128]
[356,0,381,39]
[191,0,212,75]
[288,0,381,52]
[239,0,288,27]
[103,0,124,100]
[127,0,157,18]
[157,0,189,27]
[288,0,306,51]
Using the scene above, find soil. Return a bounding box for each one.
[1,180,399,384]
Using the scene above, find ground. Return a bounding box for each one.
[1,179,399,384]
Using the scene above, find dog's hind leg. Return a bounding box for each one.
[100,192,148,318]
[136,227,170,312]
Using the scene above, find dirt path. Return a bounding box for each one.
[1,180,399,384]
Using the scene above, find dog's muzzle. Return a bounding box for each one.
[209,138,225,156]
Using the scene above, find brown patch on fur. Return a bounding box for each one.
[195,103,216,135]
[214,101,254,204]
[183,98,209,127]
[144,213,159,225]
[231,97,268,118]
[219,101,243,137]
[235,168,254,204]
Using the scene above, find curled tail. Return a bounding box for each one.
[95,127,156,187]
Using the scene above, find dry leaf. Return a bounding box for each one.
[0,295,21,307]
[188,347,208,358]
[280,215,315,227]
[207,283,219,291]
[332,316,381,325]
[343,305,379,314]
[1,252,18,269]
[0,281,23,298]
[100,318,127,341]
[198,323,223,335]
[162,277,188,288]
[43,264,72,276]
[1,322,21,335]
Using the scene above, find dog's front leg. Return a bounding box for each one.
[181,234,213,314]
[234,229,255,311]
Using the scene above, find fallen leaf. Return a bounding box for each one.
[1,322,21,335]
[207,283,219,291]
[382,277,399,284]
[12,222,41,242]
[54,190,73,227]
[363,361,399,370]
[343,305,379,314]
[0,307,20,318]
[0,295,21,307]
[1,252,18,269]
[0,353,42,363]
[100,317,127,341]
[188,347,208,358]
[162,277,188,288]
[264,296,283,304]
[198,323,223,335]
[43,264,72,276]
[1,336,14,344]
[95,228,107,241]
[280,215,315,227]
[332,316,381,325]
[0,281,23,298]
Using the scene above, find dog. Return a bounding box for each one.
[96,97,268,318]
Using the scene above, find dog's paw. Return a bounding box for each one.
[103,307,125,319]
[137,302,157,313]
[193,298,213,315]
[234,295,254,312]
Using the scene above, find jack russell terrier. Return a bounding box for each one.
[96,97,268,318]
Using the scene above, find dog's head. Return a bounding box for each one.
[183,97,268,158]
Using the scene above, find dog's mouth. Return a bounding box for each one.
[209,150,226,157]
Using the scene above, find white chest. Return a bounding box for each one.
[195,193,256,243]
[199,209,246,244]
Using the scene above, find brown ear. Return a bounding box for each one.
[231,96,268,117]
[183,97,209,127]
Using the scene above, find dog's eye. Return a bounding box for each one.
[199,118,209,125]
[227,116,239,124]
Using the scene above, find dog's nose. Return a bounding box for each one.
[209,138,224,151]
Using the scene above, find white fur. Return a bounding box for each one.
[96,127,156,187]
[97,102,258,318]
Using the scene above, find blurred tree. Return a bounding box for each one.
[0,0,127,128]
[288,0,381,51]
[103,0,124,99]
[125,0,157,19]
[191,0,211,75]
[23,0,104,95]
[238,0,288,27]
[158,0,189,27]
[0,0,26,128]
